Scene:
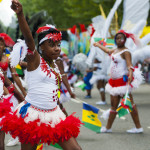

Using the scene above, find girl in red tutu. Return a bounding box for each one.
[0,0,82,150]
[94,30,143,133]
[0,68,25,150]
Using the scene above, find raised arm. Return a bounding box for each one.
[93,42,114,55]
[11,0,40,71]
[11,0,35,51]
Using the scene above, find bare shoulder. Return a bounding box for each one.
[124,50,131,56]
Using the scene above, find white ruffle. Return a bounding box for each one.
[9,39,28,67]
[15,102,66,128]
[106,67,144,96]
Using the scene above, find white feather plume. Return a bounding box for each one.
[132,45,150,65]
[141,33,150,46]
[72,53,87,75]
[9,39,28,67]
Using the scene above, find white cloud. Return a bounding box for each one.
[0,0,15,26]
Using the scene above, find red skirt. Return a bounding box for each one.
[0,101,82,145]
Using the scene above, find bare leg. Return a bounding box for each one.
[21,143,37,150]
[0,130,5,150]
[97,80,105,102]
[129,94,142,128]
[58,137,82,150]
[86,89,91,97]
[106,95,120,129]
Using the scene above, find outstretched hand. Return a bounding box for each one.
[11,0,23,14]
[93,42,100,47]
[70,92,76,99]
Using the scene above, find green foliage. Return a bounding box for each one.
[0,21,6,33]
[19,0,124,29]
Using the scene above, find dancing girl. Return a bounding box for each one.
[94,30,143,133]
[0,0,82,150]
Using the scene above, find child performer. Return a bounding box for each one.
[0,0,82,150]
[0,68,25,150]
[93,30,143,133]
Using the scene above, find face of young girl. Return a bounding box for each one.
[41,40,61,60]
[115,34,126,47]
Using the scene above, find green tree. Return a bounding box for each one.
[19,0,123,29]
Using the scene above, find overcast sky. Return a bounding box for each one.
[0,0,15,26]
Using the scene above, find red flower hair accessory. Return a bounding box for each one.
[36,24,62,44]
[45,33,62,42]
[36,24,56,34]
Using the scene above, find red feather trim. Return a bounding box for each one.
[0,112,83,145]
[0,94,14,118]
[45,33,62,41]
[36,26,51,34]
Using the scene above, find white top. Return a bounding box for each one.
[110,49,129,79]
[25,57,61,110]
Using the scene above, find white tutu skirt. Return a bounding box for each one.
[0,100,82,145]
[106,67,144,96]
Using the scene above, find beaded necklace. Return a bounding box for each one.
[44,59,61,98]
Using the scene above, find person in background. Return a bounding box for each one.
[94,30,143,133]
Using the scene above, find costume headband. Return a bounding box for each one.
[116,30,141,47]
[36,24,62,44]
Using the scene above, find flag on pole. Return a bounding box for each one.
[117,93,133,118]
[94,38,115,48]
[82,103,102,133]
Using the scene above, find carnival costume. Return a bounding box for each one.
[0,25,82,145]
[105,49,143,96]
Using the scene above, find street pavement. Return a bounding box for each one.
[5,83,150,150]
